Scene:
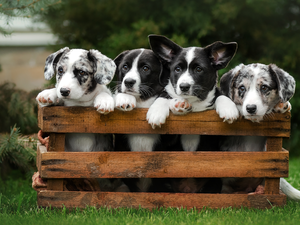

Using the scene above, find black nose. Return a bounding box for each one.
[60,88,70,97]
[246,104,257,114]
[124,78,136,88]
[179,83,191,92]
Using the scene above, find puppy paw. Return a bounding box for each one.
[273,101,292,113]
[170,98,192,115]
[36,88,58,106]
[115,93,136,111]
[146,98,170,129]
[215,96,239,124]
[94,94,114,114]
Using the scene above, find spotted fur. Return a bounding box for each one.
[219,63,299,200]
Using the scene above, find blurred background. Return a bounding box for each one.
[0,0,300,179]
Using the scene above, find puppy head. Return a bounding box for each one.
[220,63,295,122]
[148,34,237,100]
[114,48,165,100]
[44,48,116,99]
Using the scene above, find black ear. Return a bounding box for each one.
[268,64,295,102]
[148,34,182,63]
[219,64,244,98]
[113,50,130,81]
[204,41,238,70]
[88,49,116,85]
[44,47,69,80]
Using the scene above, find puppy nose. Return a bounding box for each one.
[179,83,191,92]
[60,88,70,97]
[124,78,136,88]
[246,104,257,114]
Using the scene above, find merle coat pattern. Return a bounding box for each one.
[36,48,128,192]
[219,63,300,200]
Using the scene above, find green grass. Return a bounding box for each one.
[1,158,300,225]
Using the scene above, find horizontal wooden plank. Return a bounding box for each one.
[37,191,286,209]
[38,146,289,179]
[38,106,291,137]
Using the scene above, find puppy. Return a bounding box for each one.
[114,48,171,192]
[146,35,238,193]
[147,34,239,151]
[36,47,128,192]
[219,63,300,200]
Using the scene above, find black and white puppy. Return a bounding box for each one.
[147,34,239,152]
[219,63,300,200]
[113,48,169,192]
[36,48,128,192]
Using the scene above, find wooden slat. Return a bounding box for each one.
[37,143,47,174]
[38,146,289,179]
[48,133,65,152]
[47,133,65,191]
[264,138,285,195]
[38,106,291,137]
[37,191,286,209]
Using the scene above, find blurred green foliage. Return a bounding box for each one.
[0,82,39,134]
[40,0,300,155]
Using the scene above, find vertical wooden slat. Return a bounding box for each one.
[47,133,65,191]
[264,137,283,195]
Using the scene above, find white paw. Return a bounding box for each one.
[146,98,170,129]
[36,88,58,107]
[215,96,239,124]
[273,101,292,113]
[94,93,114,114]
[170,98,192,115]
[115,93,136,111]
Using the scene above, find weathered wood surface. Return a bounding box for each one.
[37,191,286,209]
[46,133,65,191]
[37,145,289,179]
[38,106,291,137]
[264,137,283,194]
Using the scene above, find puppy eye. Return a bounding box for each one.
[122,64,129,71]
[79,70,87,76]
[261,85,269,93]
[175,66,182,73]
[238,85,246,93]
[58,67,64,75]
[195,66,202,73]
[143,66,149,72]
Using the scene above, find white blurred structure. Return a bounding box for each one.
[0,17,57,91]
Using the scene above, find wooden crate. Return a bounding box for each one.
[36,106,291,209]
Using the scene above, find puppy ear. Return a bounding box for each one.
[114,50,130,80]
[205,42,238,70]
[88,50,116,85]
[148,34,182,63]
[44,47,69,80]
[220,64,244,98]
[269,64,295,102]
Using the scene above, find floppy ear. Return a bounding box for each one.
[88,49,116,85]
[204,41,238,70]
[114,50,130,81]
[219,64,244,98]
[148,34,182,63]
[268,64,295,102]
[44,47,69,80]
